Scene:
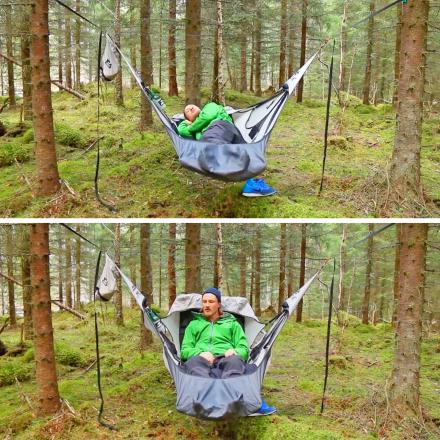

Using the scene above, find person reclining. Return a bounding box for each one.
[177,103,277,198]
[180,287,276,415]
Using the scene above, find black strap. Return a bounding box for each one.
[350,224,395,249]
[320,258,335,414]
[53,0,99,28]
[95,32,117,212]
[351,0,404,29]
[60,223,100,249]
[93,251,117,431]
[319,40,335,195]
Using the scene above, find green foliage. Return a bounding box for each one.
[22,128,34,143]
[55,122,85,148]
[55,344,87,367]
[0,359,32,386]
[22,348,34,363]
[0,141,32,167]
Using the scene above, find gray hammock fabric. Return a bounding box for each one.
[102,35,321,182]
[96,254,323,420]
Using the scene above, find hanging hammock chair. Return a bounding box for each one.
[95,254,325,420]
[100,34,324,182]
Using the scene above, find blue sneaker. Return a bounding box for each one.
[249,399,277,416]
[242,178,277,197]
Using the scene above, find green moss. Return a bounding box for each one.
[0,141,33,167]
[0,359,32,386]
[55,344,87,367]
[55,122,85,148]
[22,128,34,143]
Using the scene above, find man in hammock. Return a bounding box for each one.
[181,287,276,416]
[177,102,277,197]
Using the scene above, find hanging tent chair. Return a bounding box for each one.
[100,34,325,182]
[95,254,326,420]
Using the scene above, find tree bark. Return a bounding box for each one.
[140,224,153,348]
[254,3,262,97]
[297,0,307,103]
[362,224,374,324]
[129,225,137,308]
[279,0,287,87]
[393,5,403,109]
[74,225,81,310]
[75,0,81,89]
[168,0,178,96]
[185,224,201,292]
[362,1,375,105]
[140,0,153,129]
[278,224,287,312]
[31,0,61,197]
[239,0,248,93]
[6,225,16,326]
[338,224,348,313]
[254,225,261,316]
[57,15,63,88]
[64,4,72,89]
[389,0,429,204]
[114,0,124,106]
[58,231,63,303]
[239,225,247,297]
[65,234,72,308]
[389,223,428,417]
[185,0,201,105]
[114,224,123,325]
[287,224,295,295]
[21,227,33,340]
[392,224,401,329]
[213,224,223,288]
[287,0,295,78]
[6,6,16,107]
[20,9,32,120]
[129,0,138,89]
[296,224,306,322]
[339,0,348,92]
[212,0,225,105]
[30,224,61,416]
[168,224,177,307]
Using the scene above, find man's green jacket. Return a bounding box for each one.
[177,102,233,140]
[180,312,249,362]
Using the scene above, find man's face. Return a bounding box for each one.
[202,293,220,320]
[184,104,201,122]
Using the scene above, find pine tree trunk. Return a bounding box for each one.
[362,1,375,105]
[21,227,33,340]
[65,235,72,308]
[278,224,287,312]
[389,0,429,203]
[140,224,153,348]
[393,5,403,109]
[6,6,16,107]
[168,224,177,307]
[287,225,295,295]
[392,224,401,329]
[338,0,348,92]
[140,0,153,129]
[185,0,201,105]
[239,0,248,93]
[58,232,63,303]
[114,224,123,325]
[279,0,287,87]
[6,225,16,326]
[185,224,201,292]
[75,0,81,89]
[20,9,32,121]
[255,3,262,97]
[287,0,295,78]
[168,0,178,96]
[64,6,72,89]
[297,0,307,103]
[129,0,138,89]
[158,225,163,308]
[239,225,246,297]
[362,224,374,324]
[57,15,63,88]
[389,223,428,417]
[212,0,225,105]
[213,224,223,288]
[254,226,261,316]
[338,224,348,313]
[296,224,306,322]
[114,0,124,106]
[249,31,255,92]
[75,225,81,310]
[129,225,137,308]
[31,0,61,196]
[30,224,61,416]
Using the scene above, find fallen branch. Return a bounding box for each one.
[0,270,23,287]
[51,300,86,320]
[81,136,104,156]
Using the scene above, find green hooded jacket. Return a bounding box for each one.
[177,102,233,140]
[180,312,249,362]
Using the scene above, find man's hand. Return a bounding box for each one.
[224,349,237,357]
[199,352,215,364]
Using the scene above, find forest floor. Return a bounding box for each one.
[0,87,439,218]
[0,309,439,439]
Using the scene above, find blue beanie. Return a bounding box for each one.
[203,287,221,302]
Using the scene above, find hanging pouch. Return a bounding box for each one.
[100,35,120,81]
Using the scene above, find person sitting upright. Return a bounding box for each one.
[177,103,277,197]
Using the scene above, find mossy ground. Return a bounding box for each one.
[0,87,438,218]
[1,308,439,439]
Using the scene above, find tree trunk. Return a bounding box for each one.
[185,224,201,292]
[296,224,306,322]
[392,224,401,329]
[239,225,247,297]
[338,0,348,92]
[58,232,63,303]
[362,1,375,105]
[362,224,374,324]
[278,224,287,312]
[287,224,295,295]
[20,9,32,121]
[279,0,287,87]
[338,224,348,313]
[297,0,307,103]
[140,224,153,348]
[65,234,72,308]
[21,227,33,340]
[140,0,153,129]
[239,1,248,93]
[287,0,295,78]
[30,224,61,416]
[393,5,403,109]
[57,15,63,88]
[389,223,428,417]
[168,224,177,307]
[254,226,261,316]
[129,0,137,89]
[6,225,16,326]
[31,0,61,197]
[213,224,223,288]
[249,30,255,92]
[129,224,137,308]
[114,224,123,325]
[212,0,225,105]
[254,3,262,97]
[64,5,72,89]
[185,0,201,105]
[389,0,429,204]
[75,0,81,89]
[75,225,81,310]
[168,0,178,96]
[114,0,124,106]
[6,6,16,107]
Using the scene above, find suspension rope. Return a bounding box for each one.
[53,0,99,28]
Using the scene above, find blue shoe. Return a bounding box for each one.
[242,178,277,197]
[249,399,277,416]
